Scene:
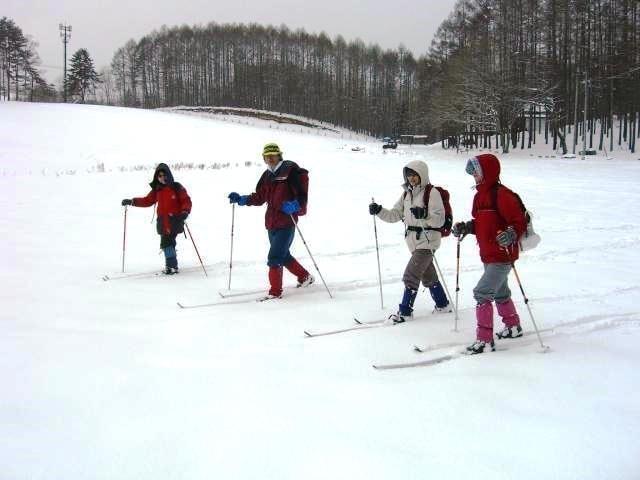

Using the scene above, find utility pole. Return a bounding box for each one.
[573,71,579,155]
[610,78,614,153]
[582,70,588,160]
[59,23,72,102]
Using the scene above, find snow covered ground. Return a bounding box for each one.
[1,101,639,480]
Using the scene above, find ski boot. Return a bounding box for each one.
[429,281,451,314]
[465,339,495,354]
[387,287,418,324]
[297,274,315,288]
[496,325,523,339]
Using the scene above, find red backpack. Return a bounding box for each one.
[283,162,309,216]
[404,184,453,236]
[296,168,309,216]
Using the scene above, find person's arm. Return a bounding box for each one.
[424,188,445,229]
[376,194,404,223]
[246,174,267,206]
[132,190,157,208]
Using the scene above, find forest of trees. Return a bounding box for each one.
[0,17,54,102]
[425,0,639,153]
[3,1,639,152]
[105,0,639,151]
[106,25,419,137]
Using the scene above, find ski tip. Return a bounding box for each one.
[102,275,109,281]
[413,345,423,353]
[177,302,185,309]
[303,330,313,337]
[353,317,363,325]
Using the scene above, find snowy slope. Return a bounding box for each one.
[1,101,639,480]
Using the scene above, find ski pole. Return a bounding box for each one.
[289,214,333,298]
[503,247,549,351]
[227,203,235,290]
[371,197,384,309]
[454,235,466,331]
[121,205,128,273]
[184,222,208,277]
[431,252,458,330]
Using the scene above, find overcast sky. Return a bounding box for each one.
[6,0,458,85]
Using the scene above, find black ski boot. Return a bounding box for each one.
[496,325,523,339]
[465,339,495,354]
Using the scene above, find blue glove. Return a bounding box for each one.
[496,226,517,247]
[281,200,300,215]
[228,192,249,206]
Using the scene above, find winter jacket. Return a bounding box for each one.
[247,160,307,230]
[132,163,192,236]
[470,154,527,263]
[376,160,445,253]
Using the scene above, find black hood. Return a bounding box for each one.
[149,163,175,189]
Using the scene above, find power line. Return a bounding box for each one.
[40,64,64,70]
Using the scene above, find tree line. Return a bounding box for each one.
[3,3,639,152]
[1,17,100,103]
[0,17,54,102]
[106,24,419,137]
[425,0,639,153]
[106,1,638,151]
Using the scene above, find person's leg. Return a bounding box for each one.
[266,228,295,296]
[495,271,522,337]
[428,281,450,309]
[281,227,311,285]
[421,262,449,310]
[416,254,450,311]
[267,265,283,297]
[286,258,314,287]
[160,234,178,273]
[471,263,512,342]
[393,250,432,321]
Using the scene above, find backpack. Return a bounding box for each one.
[296,167,309,216]
[404,184,453,236]
[492,185,541,252]
[283,162,309,216]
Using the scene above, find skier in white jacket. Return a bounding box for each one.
[369,160,450,323]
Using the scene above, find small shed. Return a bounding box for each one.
[399,134,429,145]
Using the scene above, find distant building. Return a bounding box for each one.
[399,134,429,145]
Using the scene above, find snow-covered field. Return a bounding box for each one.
[1,101,639,480]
